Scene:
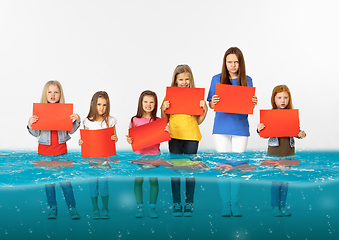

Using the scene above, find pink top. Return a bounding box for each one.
[130,117,160,155]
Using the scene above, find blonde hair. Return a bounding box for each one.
[271,85,294,109]
[40,80,65,103]
[170,64,196,88]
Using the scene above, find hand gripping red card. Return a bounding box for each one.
[165,87,205,115]
[80,127,116,158]
[214,84,255,115]
[129,118,171,152]
[32,103,73,131]
[260,109,299,137]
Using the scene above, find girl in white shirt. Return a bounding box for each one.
[79,91,118,219]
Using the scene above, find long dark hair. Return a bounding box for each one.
[130,90,158,127]
[220,47,247,86]
[86,91,110,128]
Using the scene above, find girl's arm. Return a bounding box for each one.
[69,113,81,134]
[161,100,170,123]
[78,126,89,145]
[208,95,219,109]
[111,126,118,142]
[27,115,41,137]
[196,100,208,125]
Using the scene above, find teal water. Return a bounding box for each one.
[0,150,339,240]
[0,150,338,186]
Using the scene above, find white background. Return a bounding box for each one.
[0,0,338,151]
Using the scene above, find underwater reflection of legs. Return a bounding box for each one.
[45,183,57,208]
[184,178,195,217]
[149,177,159,218]
[149,177,159,204]
[45,181,79,219]
[170,177,196,217]
[99,177,109,217]
[171,177,182,217]
[134,177,145,218]
[218,178,242,217]
[45,183,58,219]
[134,177,159,218]
[89,178,109,219]
[89,178,100,219]
[271,181,291,217]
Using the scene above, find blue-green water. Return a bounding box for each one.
[1,150,338,186]
[0,150,339,240]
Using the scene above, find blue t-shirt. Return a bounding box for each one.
[207,74,253,136]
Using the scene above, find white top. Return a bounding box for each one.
[83,116,117,130]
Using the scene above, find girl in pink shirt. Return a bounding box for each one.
[126,90,170,218]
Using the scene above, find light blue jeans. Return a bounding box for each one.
[271,181,288,208]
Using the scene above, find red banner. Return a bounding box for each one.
[214,84,255,115]
[129,118,171,152]
[260,109,299,137]
[32,103,73,131]
[165,87,205,115]
[80,127,116,158]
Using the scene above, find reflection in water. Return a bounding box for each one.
[30,157,81,220]
[1,150,339,185]
[262,159,300,217]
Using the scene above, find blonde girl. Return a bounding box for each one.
[27,80,80,220]
[126,90,170,218]
[161,64,208,217]
[79,91,118,219]
[257,85,306,217]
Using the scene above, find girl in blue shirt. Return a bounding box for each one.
[207,47,257,217]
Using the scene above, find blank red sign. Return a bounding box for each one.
[214,84,255,115]
[32,103,73,131]
[129,118,171,152]
[165,87,205,115]
[260,109,299,137]
[80,127,116,158]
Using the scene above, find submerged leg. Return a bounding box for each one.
[149,177,159,204]
[60,181,76,208]
[134,177,144,205]
[45,183,57,207]
[171,177,181,203]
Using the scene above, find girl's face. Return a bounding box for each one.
[47,85,61,103]
[96,97,107,116]
[226,54,239,77]
[274,91,289,109]
[176,72,190,88]
[142,95,155,114]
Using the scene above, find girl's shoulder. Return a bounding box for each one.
[83,117,90,126]
[211,73,221,82]
[246,75,253,86]
[108,116,117,127]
